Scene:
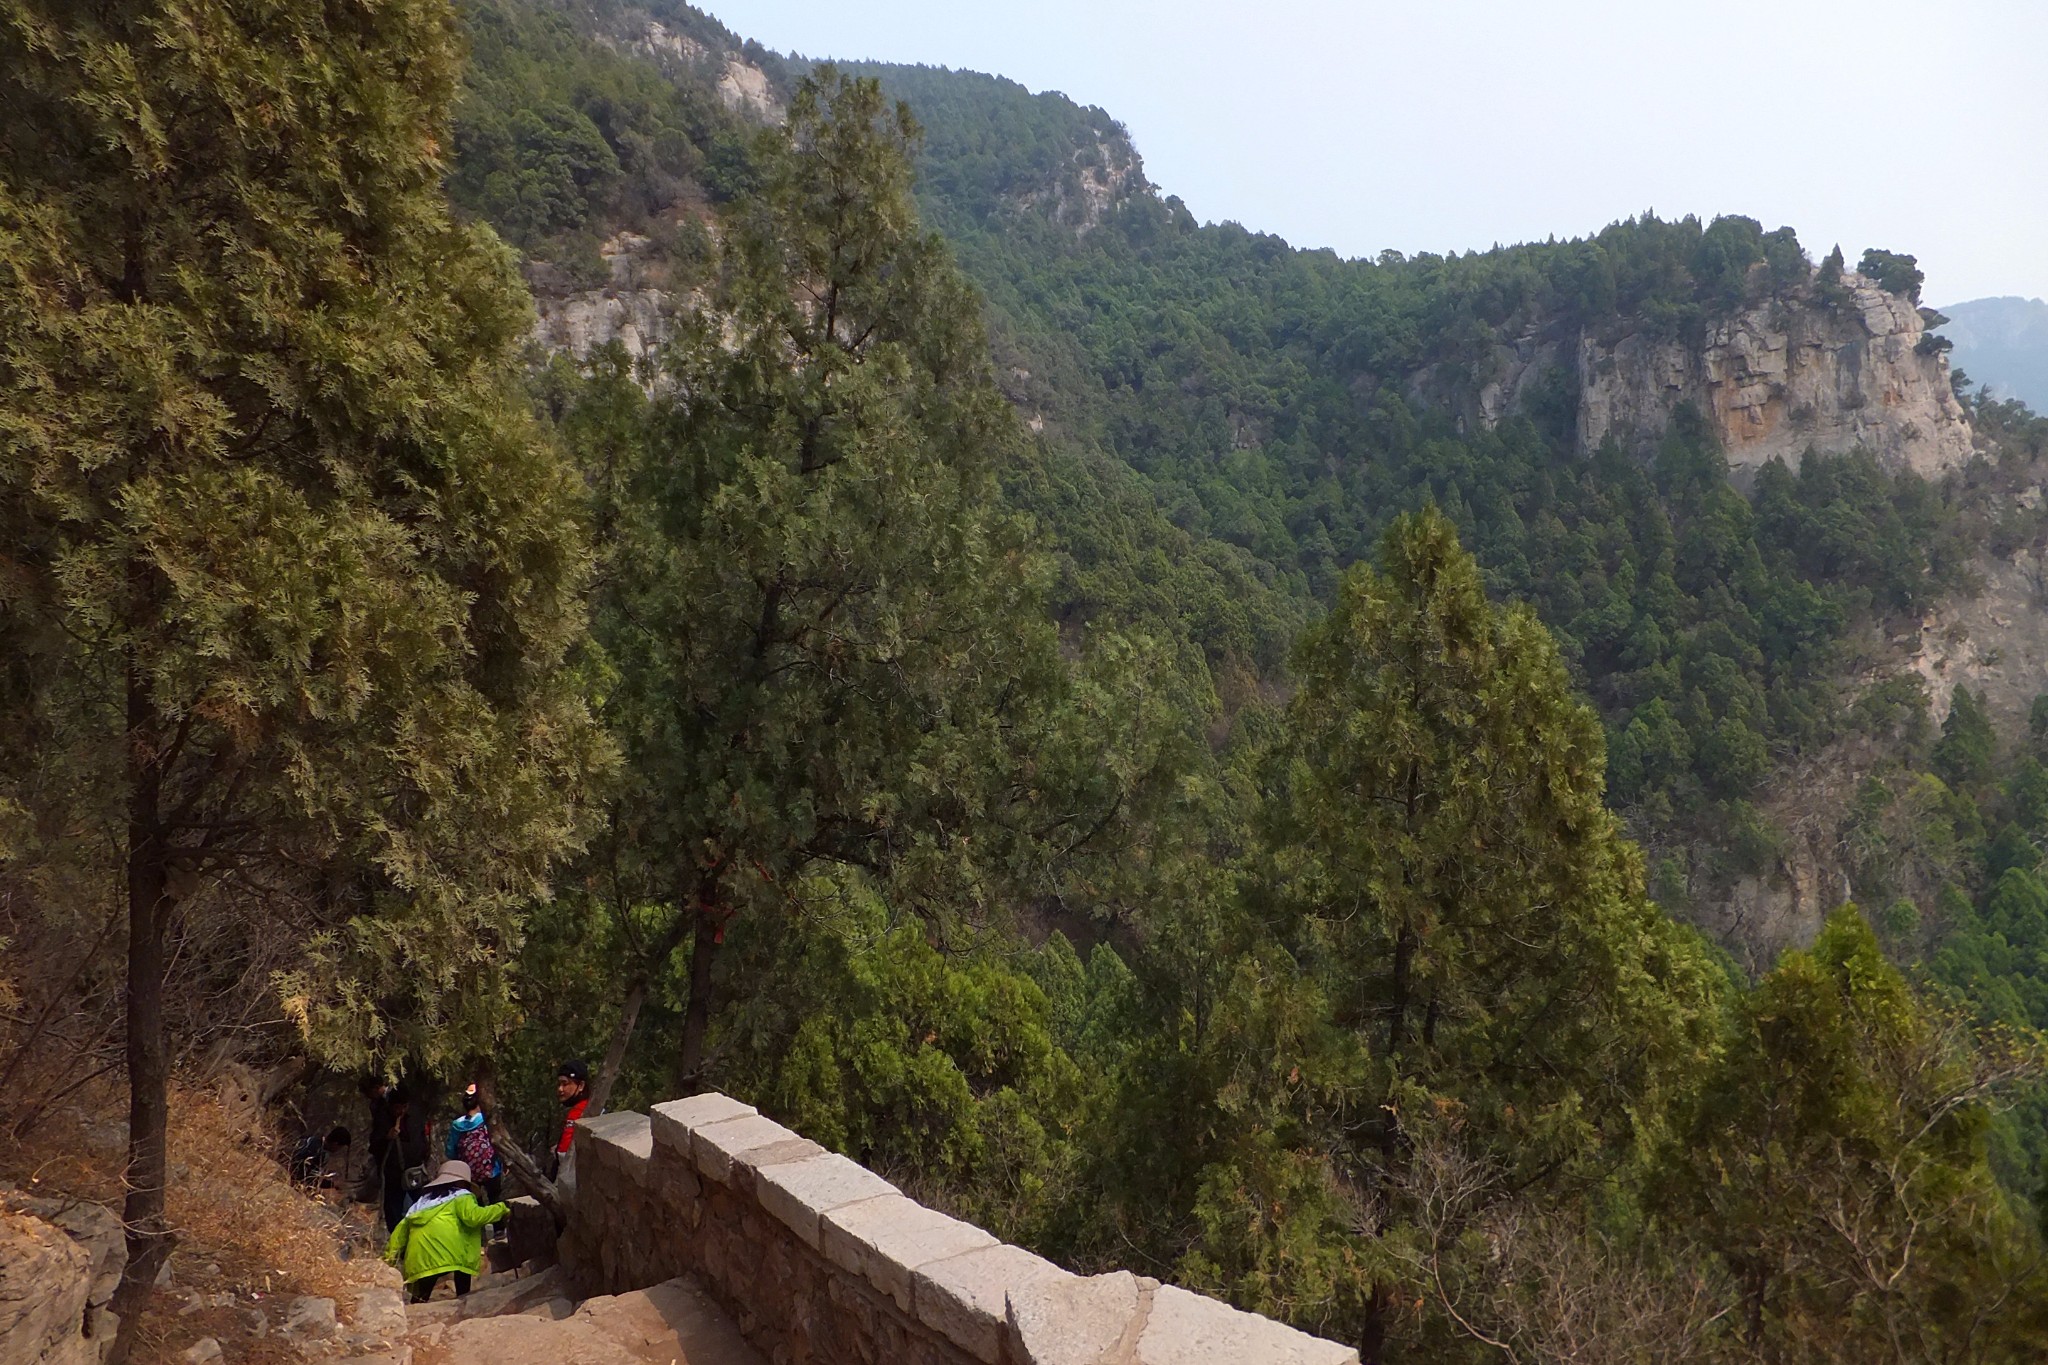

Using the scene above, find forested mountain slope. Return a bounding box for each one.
[446,0,2047,962]
[16,5,2048,1362]
[428,0,2048,1167]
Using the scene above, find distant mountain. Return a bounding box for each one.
[1938,295,2048,410]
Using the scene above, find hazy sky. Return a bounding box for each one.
[706,0,2047,306]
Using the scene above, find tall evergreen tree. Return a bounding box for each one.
[1934,686,1998,793]
[0,0,601,1343]
[1192,509,1722,1358]
[572,70,1146,1095]
[1666,908,2048,1361]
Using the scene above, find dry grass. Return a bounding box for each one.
[2,1074,388,1362]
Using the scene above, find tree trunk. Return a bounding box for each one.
[256,1056,316,1109]
[109,670,173,1363]
[586,975,647,1120]
[676,911,719,1093]
[1359,1284,1391,1365]
[473,1067,563,1227]
[589,908,692,1117]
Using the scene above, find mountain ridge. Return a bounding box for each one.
[455,0,2048,971]
[1940,294,2048,411]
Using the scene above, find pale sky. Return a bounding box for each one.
[705,0,2048,306]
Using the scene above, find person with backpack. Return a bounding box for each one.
[384,1159,508,1303]
[444,1084,503,1206]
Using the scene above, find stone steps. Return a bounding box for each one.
[404,1261,566,1325]
[407,1275,761,1365]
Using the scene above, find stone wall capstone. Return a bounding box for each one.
[557,1093,1358,1365]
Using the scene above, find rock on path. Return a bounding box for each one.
[411,1276,760,1365]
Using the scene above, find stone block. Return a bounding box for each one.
[754,1154,899,1249]
[1006,1270,1143,1365]
[575,1111,653,1167]
[1135,1285,1358,1365]
[576,1276,766,1364]
[649,1146,703,1203]
[735,1136,829,1187]
[913,1243,1072,1364]
[348,1284,409,1349]
[689,1112,800,1184]
[819,1194,997,1313]
[649,1093,756,1159]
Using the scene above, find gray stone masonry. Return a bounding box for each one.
[558,1092,1358,1365]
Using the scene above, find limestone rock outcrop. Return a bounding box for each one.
[2,1207,94,1365]
[628,19,781,123]
[1,1191,126,1365]
[1452,273,1974,476]
[528,231,688,369]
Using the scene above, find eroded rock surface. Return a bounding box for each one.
[1,1206,95,1365]
[1,1189,126,1364]
[414,1277,761,1365]
[1436,273,1974,477]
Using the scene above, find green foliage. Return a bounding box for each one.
[1858,247,1926,302]
[541,70,1199,1110]
[709,877,1094,1241]
[447,0,754,259]
[1665,908,2047,1359]
[848,60,1975,888]
[14,6,2041,1353]
[1934,686,1998,792]
[1162,512,1723,1351]
[0,0,603,1070]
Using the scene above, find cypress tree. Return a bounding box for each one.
[571,70,1129,1095]
[1665,909,2048,1358]
[1205,508,1721,1356]
[0,0,602,1343]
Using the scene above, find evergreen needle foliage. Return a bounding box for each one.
[7,5,2048,1362]
[0,0,603,1340]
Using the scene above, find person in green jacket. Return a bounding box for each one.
[383,1159,508,1302]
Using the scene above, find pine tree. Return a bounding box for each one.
[0,1,602,1341]
[1665,909,2048,1359]
[1934,686,1997,792]
[571,70,1141,1095]
[1187,509,1721,1356]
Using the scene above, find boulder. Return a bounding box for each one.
[5,1189,126,1315]
[0,1206,94,1365]
[284,1293,339,1340]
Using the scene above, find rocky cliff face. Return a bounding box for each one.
[1,1188,125,1365]
[522,12,785,369]
[630,18,782,122]
[528,230,685,368]
[1466,273,1975,475]
[1016,133,1148,234]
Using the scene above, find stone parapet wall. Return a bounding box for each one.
[558,1092,1357,1365]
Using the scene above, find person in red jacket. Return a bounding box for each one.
[548,1058,590,1179]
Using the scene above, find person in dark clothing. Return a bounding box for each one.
[360,1077,395,1199]
[291,1126,352,1188]
[365,1079,430,1234]
[547,1059,590,1180]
